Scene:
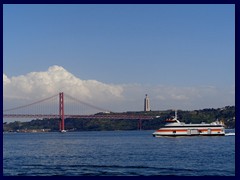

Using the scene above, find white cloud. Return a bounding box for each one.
[3,65,124,103]
[120,84,235,111]
[3,65,235,114]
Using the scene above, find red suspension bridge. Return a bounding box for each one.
[3,92,157,132]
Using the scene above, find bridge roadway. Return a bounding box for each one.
[3,114,156,120]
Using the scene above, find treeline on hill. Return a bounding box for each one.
[3,106,235,132]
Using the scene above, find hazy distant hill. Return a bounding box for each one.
[3,106,235,132]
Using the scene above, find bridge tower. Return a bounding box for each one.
[59,92,65,132]
[138,119,142,130]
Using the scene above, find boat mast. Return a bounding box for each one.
[174,110,177,120]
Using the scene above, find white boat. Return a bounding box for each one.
[152,110,225,137]
[60,130,67,133]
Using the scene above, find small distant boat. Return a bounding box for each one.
[152,110,225,137]
[225,132,235,136]
[60,130,67,133]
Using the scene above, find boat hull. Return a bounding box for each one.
[153,133,225,137]
[153,127,225,137]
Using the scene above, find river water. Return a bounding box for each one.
[3,129,235,176]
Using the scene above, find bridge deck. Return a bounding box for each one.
[3,114,156,120]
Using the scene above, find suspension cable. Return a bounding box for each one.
[3,93,59,112]
[64,93,112,113]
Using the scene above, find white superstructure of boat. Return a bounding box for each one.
[152,110,225,137]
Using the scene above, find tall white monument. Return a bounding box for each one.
[144,94,150,111]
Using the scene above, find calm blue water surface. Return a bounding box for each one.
[3,130,235,176]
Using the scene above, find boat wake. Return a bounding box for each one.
[225,133,235,136]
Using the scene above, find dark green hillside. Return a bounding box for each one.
[3,106,235,132]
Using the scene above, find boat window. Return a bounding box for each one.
[173,131,176,133]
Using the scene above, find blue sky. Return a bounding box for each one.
[3,4,235,113]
